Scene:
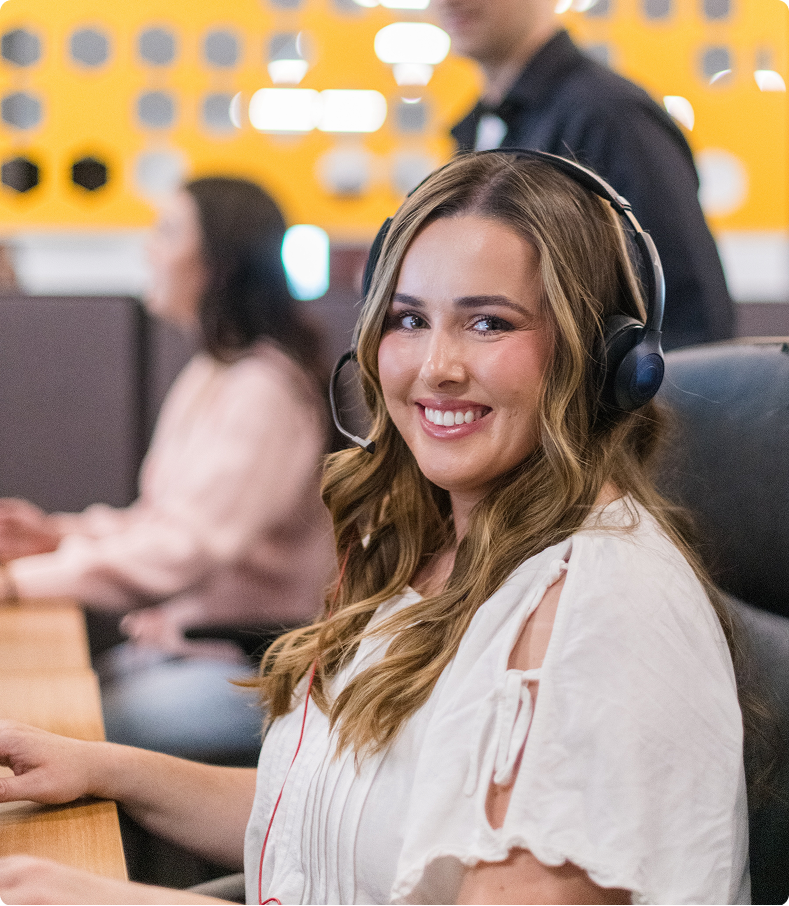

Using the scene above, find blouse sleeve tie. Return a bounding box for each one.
[464,666,541,796]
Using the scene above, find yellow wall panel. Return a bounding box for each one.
[0,0,784,242]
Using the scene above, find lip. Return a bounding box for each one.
[416,400,491,439]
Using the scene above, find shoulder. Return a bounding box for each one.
[550,54,691,153]
[560,500,720,642]
[540,500,739,733]
[216,342,322,411]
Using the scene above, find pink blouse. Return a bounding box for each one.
[9,343,335,635]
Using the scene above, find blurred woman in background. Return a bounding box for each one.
[0,176,335,762]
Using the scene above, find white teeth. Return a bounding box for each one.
[424,407,481,426]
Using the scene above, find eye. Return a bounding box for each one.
[470,315,513,333]
[386,311,428,331]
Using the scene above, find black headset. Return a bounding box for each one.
[329,149,665,453]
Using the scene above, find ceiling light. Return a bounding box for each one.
[249,88,318,132]
[754,69,786,91]
[317,89,387,132]
[663,95,694,130]
[374,22,450,65]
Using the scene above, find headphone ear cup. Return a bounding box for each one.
[601,315,664,411]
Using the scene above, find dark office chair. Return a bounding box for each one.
[657,339,789,905]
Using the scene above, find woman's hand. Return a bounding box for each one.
[120,603,247,663]
[0,498,62,562]
[0,720,106,806]
[0,855,229,905]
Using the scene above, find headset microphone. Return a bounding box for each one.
[329,349,376,454]
[329,148,665,451]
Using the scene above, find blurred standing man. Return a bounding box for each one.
[435,0,734,350]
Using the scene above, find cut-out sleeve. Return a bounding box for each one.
[390,530,749,905]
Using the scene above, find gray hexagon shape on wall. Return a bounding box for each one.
[1,156,40,192]
[2,92,43,129]
[1,28,42,67]
[71,156,109,191]
[70,28,111,67]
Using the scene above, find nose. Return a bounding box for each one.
[419,327,467,390]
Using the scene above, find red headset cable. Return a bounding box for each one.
[258,546,351,905]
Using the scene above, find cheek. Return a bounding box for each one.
[377,335,411,409]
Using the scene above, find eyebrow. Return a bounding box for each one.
[391,292,532,315]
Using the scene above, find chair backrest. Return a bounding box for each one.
[657,339,789,905]
[657,339,789,619]
[0,294,146,511]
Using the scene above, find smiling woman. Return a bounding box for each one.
[249,151,750,904]
[0,153,750,906]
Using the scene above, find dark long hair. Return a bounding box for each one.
[184,176,321,371]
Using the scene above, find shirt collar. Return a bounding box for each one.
[453,28,583,137]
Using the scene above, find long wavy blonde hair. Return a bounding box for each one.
[250,152,742,758]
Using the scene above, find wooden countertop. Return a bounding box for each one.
[0,605,127,880]
[0,605,90,671]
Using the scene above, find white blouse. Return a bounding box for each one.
[244,500,749,905]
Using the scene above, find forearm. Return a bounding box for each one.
[91,742,256,868]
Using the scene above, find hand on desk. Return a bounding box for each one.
[0,720,100,806]
[0,498,62,562]
[0,855,231,905]
[0,719,257,900]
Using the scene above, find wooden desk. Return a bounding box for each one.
[0,656,127,879]
[0,605,90,671]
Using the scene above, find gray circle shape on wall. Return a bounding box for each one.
[202,93,235,133]
[137,91,176,129]
[704,0,730,19]
[138,27,177,66]
[643,0,671,18]
[1,28,41,67]
[1,92,43,129]
[135,148,186,198]
[701,46,731,79]
[394,100,427,134]
[70,28,110,67]
[204,30,239,68]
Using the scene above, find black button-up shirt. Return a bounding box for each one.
[452,30,734,349]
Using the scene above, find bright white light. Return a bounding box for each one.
[574,0,600,10]
[697,148,748,216]
[318,89,387,133]
[268,59,309,85]
[282,225,329,301]
[393,62,433,86]
[755,69,787,91]
[663,95,694,130]
[709,69,732,85]
[229,93,243,129]
[374,23,450,66]
[249,88,318,132]
[555,0,573,12]
[382,0,431,8]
